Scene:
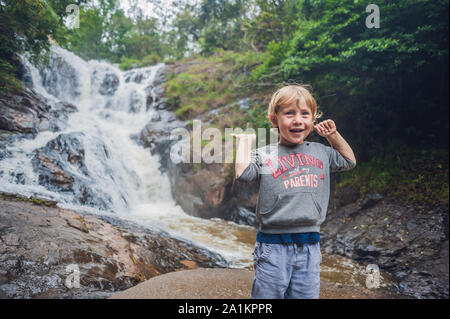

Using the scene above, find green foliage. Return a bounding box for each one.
[64,5,109,61]
[168,0,248,56]
[242,0,302,50]
[253,0,449,159]
[0,0,80,91]
[164,50,267,121]
[243,102,271,132]
[163,8,198,60]
[0,0,72,62]
[0,192,56,207]
[119,54,161,71]
[165,66,233,119]
[0,59,22,93]
[64,2,164,65]
[336,148,449,205]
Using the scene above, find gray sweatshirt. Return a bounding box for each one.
[237,141,356,234]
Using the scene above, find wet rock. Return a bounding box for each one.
[356,244,381,257]
[237,98,250,110]
[321,200,449,299]
[99,73,119,96]
[331,185,360,208]
[1,234,20,246]
[231,206,257,227]
[167,158,240,220]
[0,88,51,136]
[0,86,76,154]
[0,130,21,161]
[360,193,384,210]
[48,101,78,131]
[31,133,113,209]
[66,217,89,233]
[150,113,161,122]
[32,133,86,190]
[0,194,226,299]
[124,68,155,84]
[138,126,171,152]
[17,59,33,88]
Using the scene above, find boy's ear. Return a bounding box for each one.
[268,114,278,127]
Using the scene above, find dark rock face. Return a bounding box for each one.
[48,101,78,132]
[31,132,112,210]
[97,72,120,96]
[320,194,449,299]
[134,65,187,174]
[0,87,78,163]
[0,88,51,135]
[0,195,226,299]
[32,132,86,191]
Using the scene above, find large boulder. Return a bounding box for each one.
[320,196,449,299]
[0,194,226,299]
[31,132,112,210]
[0,87,78,156]
[0,88,51,135]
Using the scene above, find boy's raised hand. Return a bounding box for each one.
[314,119,337,137]
[231,133,256,172]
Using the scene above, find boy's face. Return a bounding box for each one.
[269,96,314,146]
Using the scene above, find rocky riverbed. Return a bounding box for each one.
[322,188,449,299]
[1,192,409,299]
[0,192,227,299]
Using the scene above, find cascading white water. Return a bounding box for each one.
[0,46,255,267]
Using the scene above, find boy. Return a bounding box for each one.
[231,85,356,299]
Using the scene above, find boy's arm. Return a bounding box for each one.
[314,120,356,164]
[231,133,256,178]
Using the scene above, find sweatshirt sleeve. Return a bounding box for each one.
[236,149,262,182]
[325,145,356,172]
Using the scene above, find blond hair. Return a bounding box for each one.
[268,85,322,122]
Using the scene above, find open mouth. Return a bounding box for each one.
[289,128,304,133]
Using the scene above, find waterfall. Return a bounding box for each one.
[0,46,255,267]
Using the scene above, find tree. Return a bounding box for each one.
[254,0,449,157]
[0,0,83,91]
[242,0,302,50]
[196,0,247,54]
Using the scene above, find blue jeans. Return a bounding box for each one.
[251,242,321,299]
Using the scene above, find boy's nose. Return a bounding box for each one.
[293,114,303,124]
